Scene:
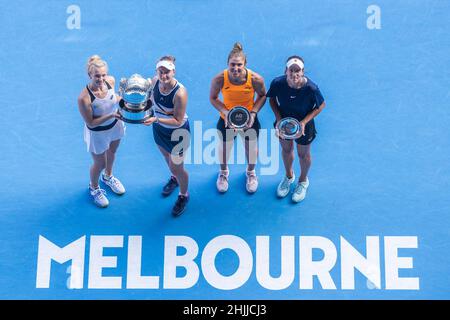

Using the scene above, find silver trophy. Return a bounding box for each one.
[117,74,154,123]
[227,106,251,129]
[277,117,302,139]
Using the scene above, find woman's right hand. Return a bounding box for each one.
[113,111,123,120]
[222,109,230,128]
[223,110,238,132]
[274,118,282,139]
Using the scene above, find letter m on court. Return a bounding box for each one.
[36,235,85,289]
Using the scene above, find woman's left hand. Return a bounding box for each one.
[245,112,256,130]
[299,120,306,136]
[143,116,158,126]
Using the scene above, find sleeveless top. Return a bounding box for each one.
[151,79,188,129]
[220,69,255,119]
[86,81,118,129]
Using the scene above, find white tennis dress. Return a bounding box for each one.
[83,81,125,154]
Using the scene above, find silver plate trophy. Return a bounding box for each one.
[227,106,251,129]
[117,74,154,123]
[277,117,302,139]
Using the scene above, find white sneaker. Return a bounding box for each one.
[101,173,125,195]
[246,170,258,193]
[90,186,109,208]
[216,170,229,193]
[277,173,296,198]
[292,177,309,203]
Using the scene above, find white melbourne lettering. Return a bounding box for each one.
[35,235,420,290]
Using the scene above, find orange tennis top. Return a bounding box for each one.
[220,69,255,119]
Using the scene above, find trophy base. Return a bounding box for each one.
[118,99,154,124]
[120,116,153,124]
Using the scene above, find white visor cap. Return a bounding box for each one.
[156,60,175,71]
[286,58,304,70]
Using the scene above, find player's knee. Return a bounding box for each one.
[169,162,182,175]
[107,147,117,156]
[299,150,311,162]
[93,153,106,167]
[282,144,294,154]
[94,159,106,169]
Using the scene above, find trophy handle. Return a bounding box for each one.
[146,78,153,97]
[118,78,127,97]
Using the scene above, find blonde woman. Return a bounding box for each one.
[77,55,125,208]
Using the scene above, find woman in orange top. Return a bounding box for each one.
[209,42,267,194]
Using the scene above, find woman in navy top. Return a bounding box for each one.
[143,56,190,217]
[267,56,326,203]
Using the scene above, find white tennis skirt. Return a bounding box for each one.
[83,120,126,155]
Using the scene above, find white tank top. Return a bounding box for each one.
[86,81,118,126]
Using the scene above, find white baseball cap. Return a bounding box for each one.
[156,60,175,71]
[286,58,304,70]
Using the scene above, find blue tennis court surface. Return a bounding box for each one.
[0,0,449,299]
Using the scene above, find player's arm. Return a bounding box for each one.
[301,101,325,125]
[77,90,116,127]
[269,97,283,123]
[250,72,267,113]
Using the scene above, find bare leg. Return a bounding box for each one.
[169,156,189,195]
[90,152,107,188]
[218,134,234,171]
[158,145,189,195]
[297,143,312,182]
[244,135,258,172]
[104,139,121,177]
[280,138,295,178]
[157,145,172,168]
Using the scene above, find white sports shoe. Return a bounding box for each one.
[292,177,309,203]
[246,170,258,193]
[277,173,296,198]
[101,173,125,195]
[90,186,109,208]
[216,170,229,193]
